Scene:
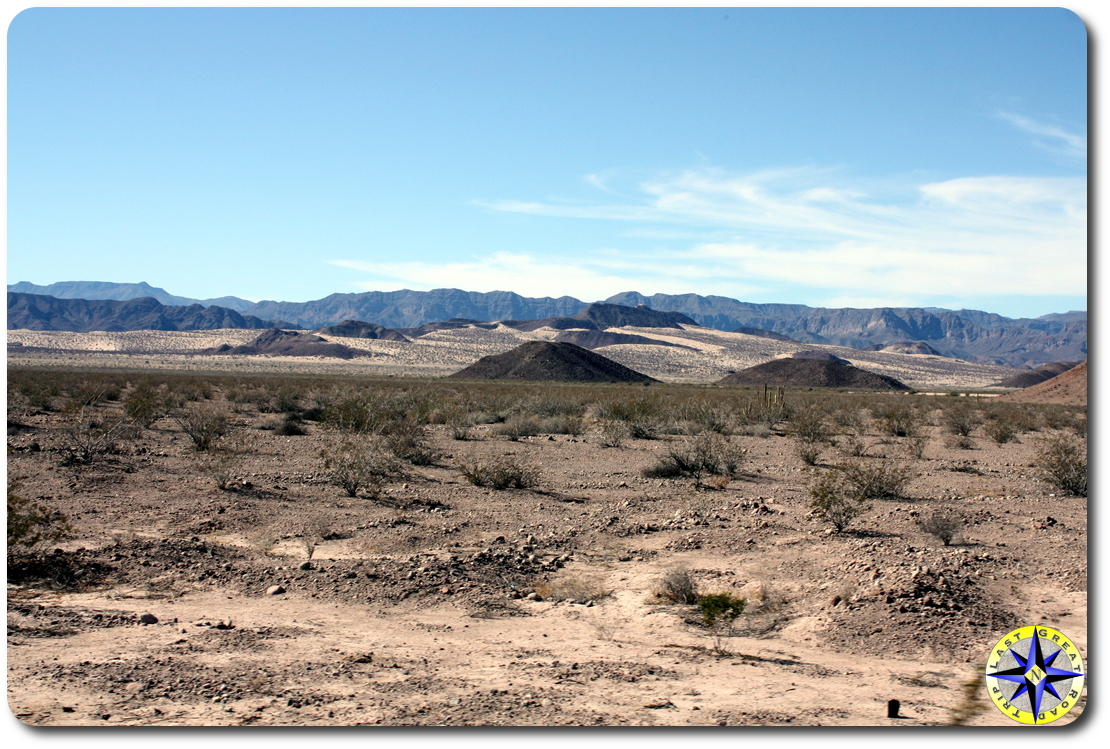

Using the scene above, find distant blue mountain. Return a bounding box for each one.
[6,281,254,312]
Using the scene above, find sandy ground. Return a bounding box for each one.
[6,324,1018,391]
[5,373,1087,727]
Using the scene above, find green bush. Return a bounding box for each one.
[697,593,746,654]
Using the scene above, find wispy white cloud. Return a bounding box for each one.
[998,112,1087,161]
[338,162,1085,310]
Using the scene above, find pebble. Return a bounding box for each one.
[266,585,286,596]
[138,613,158,625]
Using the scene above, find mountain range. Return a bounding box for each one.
[6,281,1086,368]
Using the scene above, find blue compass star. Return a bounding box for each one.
[987,628,1083,722]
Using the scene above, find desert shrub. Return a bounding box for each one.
[738,386,788,429]
[941,403,982,437]
[917,510,964,546]
[657,566,699,604]
[597,419,629,448]
[177,378,213,402]
[175,404,232,451]
[944,434,975,450]
[830,405,866,434]
[808,471,871,532]
[21,383,59,412]
[124,381,171,428]
[57,407,135,466]
[697,593,746,654]
[385,420,439,466]
[459,455,540,490]
[1035,431,1087,496]
[495,414,543,441]
[194,430,259,491]
[319,437,400,498]
[983,414,1020,445]
[321,390,413,434]
[274,416,308,436]
[901,435,928,460]
[8,478,74,552]
[540,414,585,437]
[642,433,745,489]
[787,402,829,443]
[534,575,609,603]
[838,459,915,499]
[794,441,824,466]
[672,398,730,435]
[874,402,923,438]
[65,377,123,410]
[598,395,665,439]
[838,434,870,457]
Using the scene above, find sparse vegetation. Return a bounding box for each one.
[175,404,232,451]
[1036,431,1087,496]
[459,455,541,490]
[319,436,400,498]
[642,433,745,490]
[917,510,964,546]
[808,471,871,532]
[837,459,915,499]
[8,477,74,552]
[657,566,699,604]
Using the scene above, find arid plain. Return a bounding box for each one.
[6,324,1087,726]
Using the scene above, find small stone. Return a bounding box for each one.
[299,561,313,571]
[266,585,286,596]
[139,613,158,625]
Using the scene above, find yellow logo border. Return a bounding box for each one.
[984,624,1085,725]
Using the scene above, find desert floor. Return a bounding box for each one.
[5,366,1087,727]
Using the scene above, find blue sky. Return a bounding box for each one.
[5,5,1088,319]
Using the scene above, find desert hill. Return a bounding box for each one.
[997,361,1087,406]
[312,320,409,342]
[781,350,850,363]
[449,341,657,383]
[716,358,910,390]
[992,361,1081,389]
[204,328,370,360]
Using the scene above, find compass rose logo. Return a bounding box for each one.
[985,625,1085,724]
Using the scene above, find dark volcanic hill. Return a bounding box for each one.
[785,351,851,364]
[552,330,692,350]
[204,328,370,359]
[991,361,1082,389]
[398,319,500,338]
[449,341,657,383]
[7,293,287,333]
[716,359,910,390]
[312,320,409,342]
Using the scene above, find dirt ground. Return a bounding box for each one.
[5,371,1087,727]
